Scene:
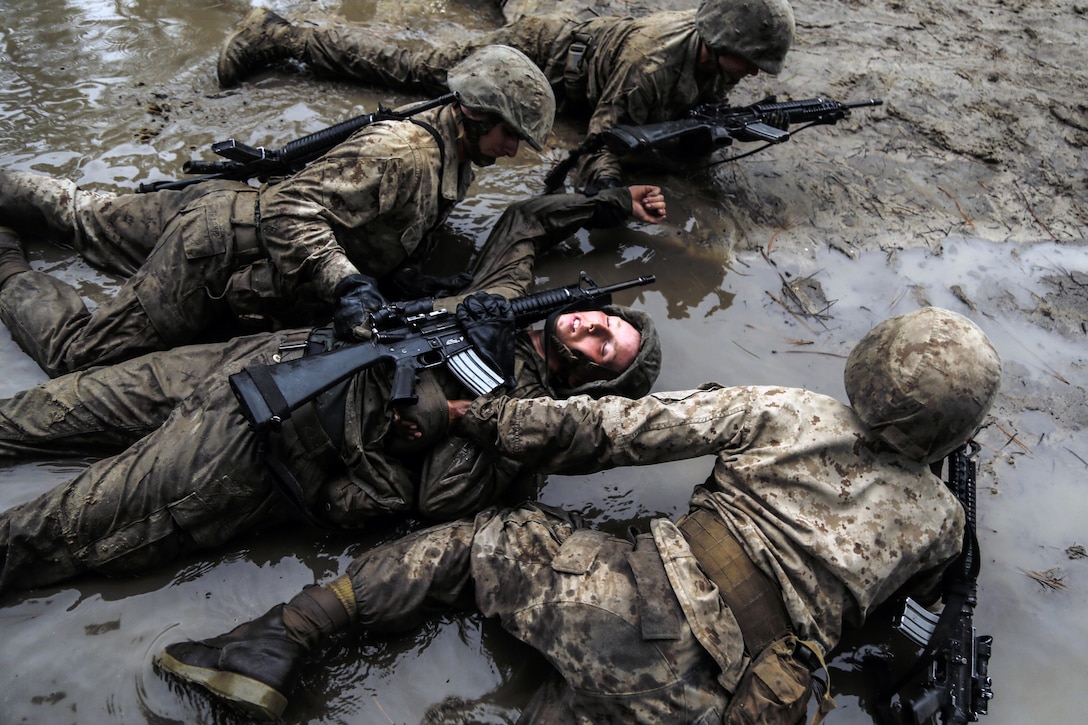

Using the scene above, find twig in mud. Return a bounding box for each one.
[994,422,1033,455]
[765,291,820,334]
[1065,447,1088,468]
[372,695,395,724]
[731,340,760,359]
[1020,567,1069,591]
[760,250,834,326]
[1015,183,1059,240]
[937,186,976,228]
[766,219,798,255]
[782,349,849,359]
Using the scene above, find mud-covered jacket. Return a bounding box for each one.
[568,10,735,187]
[458,384,964,685]
[280,189,635,527]
[256,105,471,300]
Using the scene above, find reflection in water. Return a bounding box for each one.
[0,2,1086,724]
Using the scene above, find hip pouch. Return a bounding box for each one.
[722,634,835,725]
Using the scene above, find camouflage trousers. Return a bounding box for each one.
[0,332,313,593]
[345,503,729,723]
[301,14,574,96]
[0,170,277,377]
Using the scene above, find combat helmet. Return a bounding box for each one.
[844,307,1002,464]
[447,45,556,151]
[551,304,662,400]
[695,0,796,75]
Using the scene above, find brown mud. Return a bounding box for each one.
[0,1,1085,723]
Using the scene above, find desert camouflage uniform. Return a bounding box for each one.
[294,10,734,188]
[0,104,470,377]
[328,384,963,718]
[0,189,635,593]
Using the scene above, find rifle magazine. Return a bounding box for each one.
[895,597,940,648]
[447,349,504,397]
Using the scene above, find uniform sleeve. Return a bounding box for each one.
[432,189,632,310]
[415,340,553,518]
[258,128,428,300]
[458,385,754,474]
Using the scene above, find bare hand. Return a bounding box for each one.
[448,399,473,428]
[628,185,667,223]
[390,408,422,440]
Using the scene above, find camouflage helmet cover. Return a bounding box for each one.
[447,45,556,151]
[553,304,662,400]
[695,0,796,75]
[845,307,1002,464]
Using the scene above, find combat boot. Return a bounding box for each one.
[0,226,30,290]
[156,580,353,720]
[217,8,306,87]
[156,604,303,721]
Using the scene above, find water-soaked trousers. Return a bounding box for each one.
[0,171,278,377]
[344,503,729,724]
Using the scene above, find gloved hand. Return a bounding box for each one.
[381,268,474,300]
[333,273,388,341]
[455,292,516,389]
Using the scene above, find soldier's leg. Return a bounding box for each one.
[471,506,730,722]
[434,192,624,309]
[0,189,253,376]
[0,334,279,458]
[0,169,200,276]
[0,353,286,594]
[302,14,568,91]
[156,514,487,720]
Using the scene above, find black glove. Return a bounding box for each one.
[380,268,474,300]
[455,292,516,389]
[333,273,388,341]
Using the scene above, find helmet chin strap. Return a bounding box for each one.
[458,106,500,165]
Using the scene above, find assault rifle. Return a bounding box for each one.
[885,442,995,723]
[544,96,883,191]
[137,93,457,193]
[229,272,655,432]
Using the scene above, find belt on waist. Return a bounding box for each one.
[676,508,792,654]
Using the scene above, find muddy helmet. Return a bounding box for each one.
[447,45,555,151]
[845,307,1002,464]
[552,304,662,399]
[695,0,796,75]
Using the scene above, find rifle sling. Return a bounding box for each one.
[246,365,292,424]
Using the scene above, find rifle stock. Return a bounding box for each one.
[230,273,655,431]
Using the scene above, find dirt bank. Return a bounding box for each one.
[508,0,1087,254]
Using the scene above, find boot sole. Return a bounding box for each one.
[155,650,288,721]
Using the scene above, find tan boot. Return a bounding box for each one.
[217,8,305,87]
[0,226,30,290]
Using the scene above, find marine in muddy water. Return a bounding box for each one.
[214,0,795,192]
[0,45,555,378]
[0,187,665,595]
[156,306,1000,723]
